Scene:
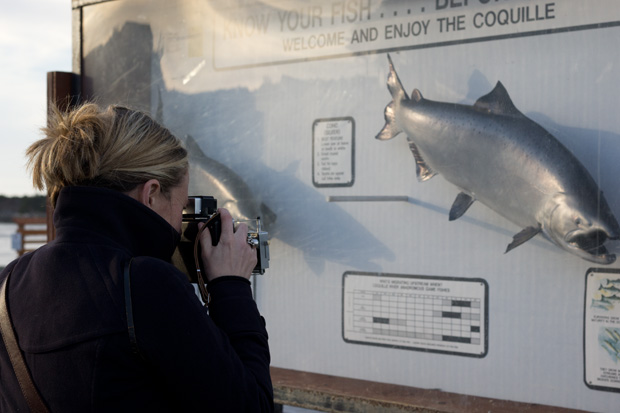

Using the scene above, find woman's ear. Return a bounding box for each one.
[127,179,161,208]
[142,179,162,208]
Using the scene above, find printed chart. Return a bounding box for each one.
[342,272,488,357]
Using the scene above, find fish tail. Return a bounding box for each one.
[376,102,401,140]
[387,54,409,102]
[376,55,407,141]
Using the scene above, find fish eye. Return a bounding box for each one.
[575,217,582,226]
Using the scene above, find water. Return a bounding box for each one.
[0,222,18,268]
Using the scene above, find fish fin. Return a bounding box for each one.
[376,102,402,140]
[474,81,522,117]
[449,192,475,221]
[259,202,277,229]
[184,134,207,158]
[284,160,301,175]
[505,224,542,253]
[411,88,423,102]
[408,141,436,181]
[387,54,409,101]
[155,88,164,124]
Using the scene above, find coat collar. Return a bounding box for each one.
[54,186,180,261]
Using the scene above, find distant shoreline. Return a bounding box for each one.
[0,214,46,222]
[0,195,46,222]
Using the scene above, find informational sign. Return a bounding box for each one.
[584,268,620,393]
[343,272,488,357]
[79,0,620,409]
[312,117,355,187]
[212,0,620,69]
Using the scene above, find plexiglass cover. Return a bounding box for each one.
[81,1,620,410]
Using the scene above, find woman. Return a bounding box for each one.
[0,103,273,411]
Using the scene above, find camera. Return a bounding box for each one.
[172,196,270,282]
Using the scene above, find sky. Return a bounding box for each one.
[0,0,72,196]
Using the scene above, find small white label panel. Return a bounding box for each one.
[312,117,354,187]
[584,268,620,393]
[343,272,488,357]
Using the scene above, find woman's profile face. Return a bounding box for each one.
[154,170,189,233]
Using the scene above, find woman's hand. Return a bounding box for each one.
[199,208,257,282]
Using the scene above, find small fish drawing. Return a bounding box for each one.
[377,55,620,264]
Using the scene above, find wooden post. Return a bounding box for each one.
[12,217,47,256]
[46,71,80,242]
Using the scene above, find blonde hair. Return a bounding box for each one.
[27,103,188,206]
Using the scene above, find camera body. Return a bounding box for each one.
[172,196,270,280]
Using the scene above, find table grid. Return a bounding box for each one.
[350,290,482,344]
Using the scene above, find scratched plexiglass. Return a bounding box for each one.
[80,1,620,411]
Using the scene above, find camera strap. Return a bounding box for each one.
[0,269,50,413]
[0,260,147,411]
[194,219,214,307]
[124,259,147,361]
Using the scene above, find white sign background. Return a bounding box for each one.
[80,0,620,410]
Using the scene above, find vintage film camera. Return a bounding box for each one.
[172,196,270,283]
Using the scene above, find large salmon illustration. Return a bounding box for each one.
[377,55,620,264]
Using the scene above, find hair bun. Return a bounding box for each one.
[26,103,188,206]
[27,104,108,200]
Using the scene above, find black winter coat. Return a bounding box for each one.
[0,186,273,412]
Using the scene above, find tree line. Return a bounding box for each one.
[0,195,46,222]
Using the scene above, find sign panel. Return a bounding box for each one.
[343,271,488,357]
[313,117,355,187]
[80,0,620,410]
[213,0,620,69]
[585,268,620,393]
